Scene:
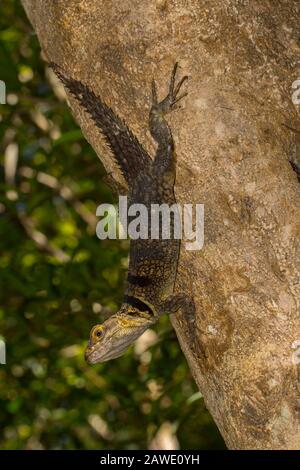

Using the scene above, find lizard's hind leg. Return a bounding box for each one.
[149,63,188,173]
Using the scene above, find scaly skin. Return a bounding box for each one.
[51,62,195,363]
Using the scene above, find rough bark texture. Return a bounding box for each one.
[22,0,300,449]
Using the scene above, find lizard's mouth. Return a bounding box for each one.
[84,334,130,364]
[84,344,126,364]
[84,346,95,363]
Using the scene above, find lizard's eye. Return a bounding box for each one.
[91,325,105,342]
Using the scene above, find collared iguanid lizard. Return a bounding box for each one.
[51,62,196,363]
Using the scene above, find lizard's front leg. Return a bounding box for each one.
[159,292,196,323]
[159,293,205,358]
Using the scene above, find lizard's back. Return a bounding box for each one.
[126,164,180,311]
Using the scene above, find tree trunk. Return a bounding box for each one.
[22,0,300,449]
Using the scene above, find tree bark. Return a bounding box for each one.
[22,0,300,449]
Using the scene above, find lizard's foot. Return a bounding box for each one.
[151,62,188,115]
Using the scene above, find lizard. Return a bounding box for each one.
[51,62,196,363]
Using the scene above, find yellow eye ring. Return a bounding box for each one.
[92,325,104,341]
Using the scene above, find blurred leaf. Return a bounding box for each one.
[53,130,84,147]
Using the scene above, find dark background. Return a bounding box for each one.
[0,0,224,450]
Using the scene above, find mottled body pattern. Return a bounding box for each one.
[51,62,195,363]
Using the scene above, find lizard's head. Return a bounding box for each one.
[85,305,154,363]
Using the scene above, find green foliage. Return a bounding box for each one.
[0,0,225,450]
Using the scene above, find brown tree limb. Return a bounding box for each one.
[22,0,300,449]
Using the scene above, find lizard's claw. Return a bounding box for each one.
[151,62,188,113]
[164,62,189,111]
[169,62,188,102]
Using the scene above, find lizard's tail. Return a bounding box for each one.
[49,62,152,187]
